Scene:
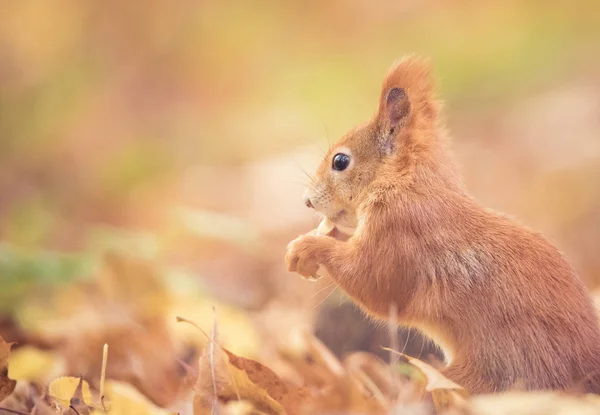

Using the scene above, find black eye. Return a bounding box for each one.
[332,153,350,171]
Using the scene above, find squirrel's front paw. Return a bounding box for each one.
[285,235,323,281]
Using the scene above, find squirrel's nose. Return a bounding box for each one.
[303,193,314,209]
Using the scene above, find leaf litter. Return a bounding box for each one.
[2,237,600,415]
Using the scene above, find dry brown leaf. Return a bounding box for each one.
[224,349,310,413]
[0,335,16,402]
[195,341,283,415]
[195,341,311,415]
[402,354,468,412]
[70,376,93,415]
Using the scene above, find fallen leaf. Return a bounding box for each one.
[8,346,62,382]
[195,342,285,415]
[70,376,93,415]
[402,354,468,412]
[95,380,174,415]
[0,335,16,402]
[223,349,309,413]
[48,376,93,409]
[193,314,309,415]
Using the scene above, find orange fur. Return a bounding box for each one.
[286,55,600,394]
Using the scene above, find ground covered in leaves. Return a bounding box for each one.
[2,241,600,415]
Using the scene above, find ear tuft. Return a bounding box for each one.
[378,54,438,127]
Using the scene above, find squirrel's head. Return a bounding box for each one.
[302,55,440,231]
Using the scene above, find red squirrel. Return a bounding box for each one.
[285,55,600,394]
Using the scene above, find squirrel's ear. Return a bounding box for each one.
[384,87,411,132]
[384,88,410,133]
[377,87,411,155]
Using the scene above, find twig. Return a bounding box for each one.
[209,307,219,415]
[176,316,211,341]
[100,343,108,412]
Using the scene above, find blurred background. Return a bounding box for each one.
[0,0,599,410]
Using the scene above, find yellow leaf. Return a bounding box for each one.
[92,380,173,415]
[48,376,93,408]
[8,346,60,381]
[0,335,16,402]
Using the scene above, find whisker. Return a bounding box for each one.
[286,155,319,188]
[417,335,426,360]
[299,168,318,187]
[312,283,339,310]
[310,280,337,299]
[318,117,332,150]
[315,142,328,159]
[401,328,412,356]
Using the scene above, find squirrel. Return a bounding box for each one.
[285,55,600,394]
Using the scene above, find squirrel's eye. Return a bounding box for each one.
[332,153,350,171]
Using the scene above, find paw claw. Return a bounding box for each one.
[304,273,321,282]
